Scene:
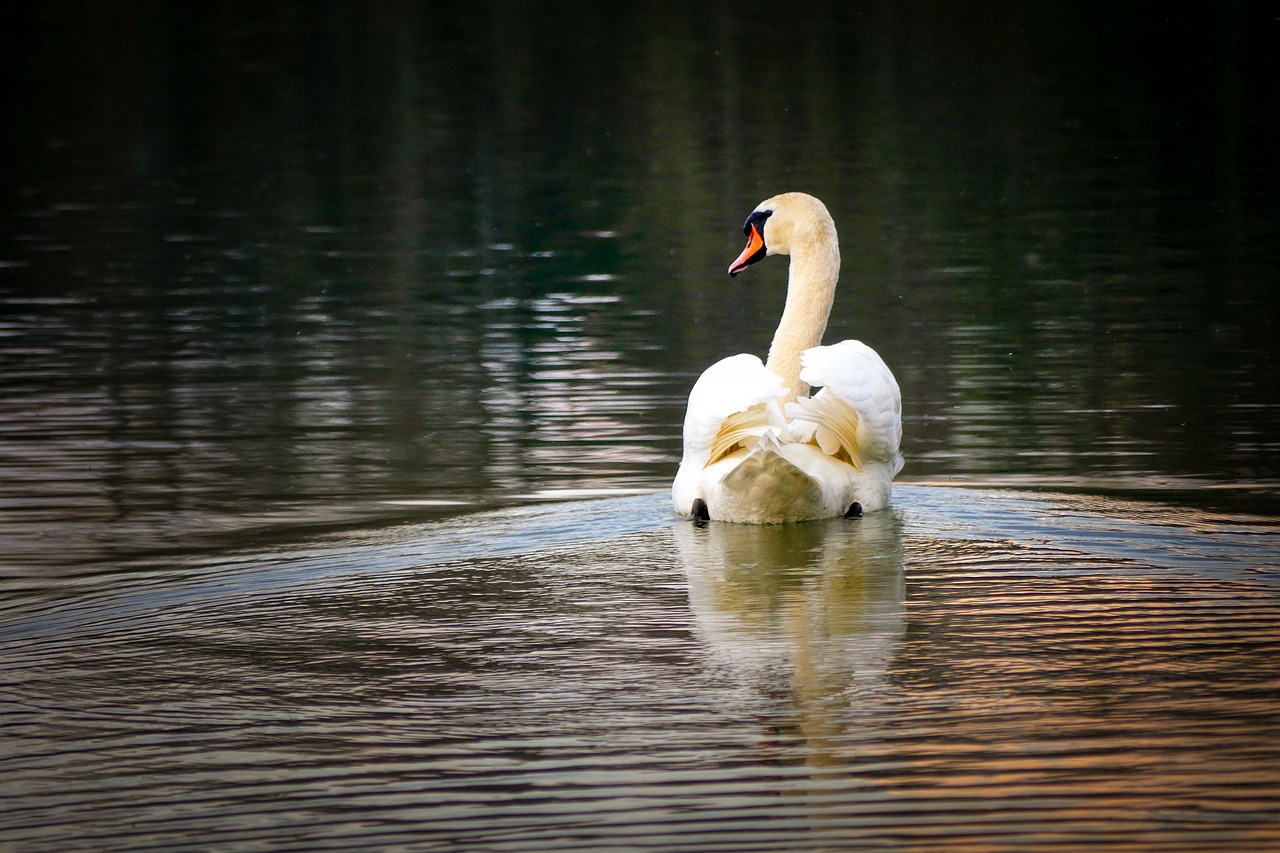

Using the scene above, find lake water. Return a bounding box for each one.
[3,4,1279,850]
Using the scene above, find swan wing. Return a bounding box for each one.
[673,354,787,514]
[788,340,904,473]
[680,354,787,467]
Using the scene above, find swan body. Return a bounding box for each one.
[672,193,903,523]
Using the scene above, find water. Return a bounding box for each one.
[4,490,1280,850]
[3,3,1280,850]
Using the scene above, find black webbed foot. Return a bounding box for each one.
[844,501,863,519]
[691,498,711,525]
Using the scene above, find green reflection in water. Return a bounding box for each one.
[1,2,1277,566]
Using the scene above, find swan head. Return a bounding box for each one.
[728,192,836,277]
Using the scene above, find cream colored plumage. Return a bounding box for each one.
[672,193,903,523]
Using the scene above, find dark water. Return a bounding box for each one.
[3,3,1280,850]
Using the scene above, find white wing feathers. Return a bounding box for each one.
[679,354,788,470]
[794,340,903,472]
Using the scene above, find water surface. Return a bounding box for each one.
[4,488,1280,850]
[2,3,1279,850]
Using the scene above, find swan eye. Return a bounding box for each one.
[742,209,772,237]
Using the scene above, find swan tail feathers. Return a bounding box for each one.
[716,432,824,522]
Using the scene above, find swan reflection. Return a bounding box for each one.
[676,512,905,733]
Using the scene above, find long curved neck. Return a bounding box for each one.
[764,232,840,401]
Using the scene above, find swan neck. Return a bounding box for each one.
[765,236,839,400]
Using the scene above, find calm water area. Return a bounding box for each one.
[3,3,1280,850]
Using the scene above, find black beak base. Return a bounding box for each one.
[727,209,772,277]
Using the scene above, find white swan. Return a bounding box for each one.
[672,192,903,523]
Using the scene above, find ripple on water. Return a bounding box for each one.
[1,487,1279,851]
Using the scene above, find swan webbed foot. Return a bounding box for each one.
[844,501,863,519]
[691,498,711,524]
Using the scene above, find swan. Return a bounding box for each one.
[672,192,903,523]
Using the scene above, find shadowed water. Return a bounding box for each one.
[3,2,1280,850]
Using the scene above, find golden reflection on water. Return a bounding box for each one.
[676,513,905,766]
[3,489,1279,850]
[671,492,1280,846]
[879,540,1280,847]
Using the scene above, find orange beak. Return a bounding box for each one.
[728,222,766,277]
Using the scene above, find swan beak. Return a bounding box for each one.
[728,223,766,277]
